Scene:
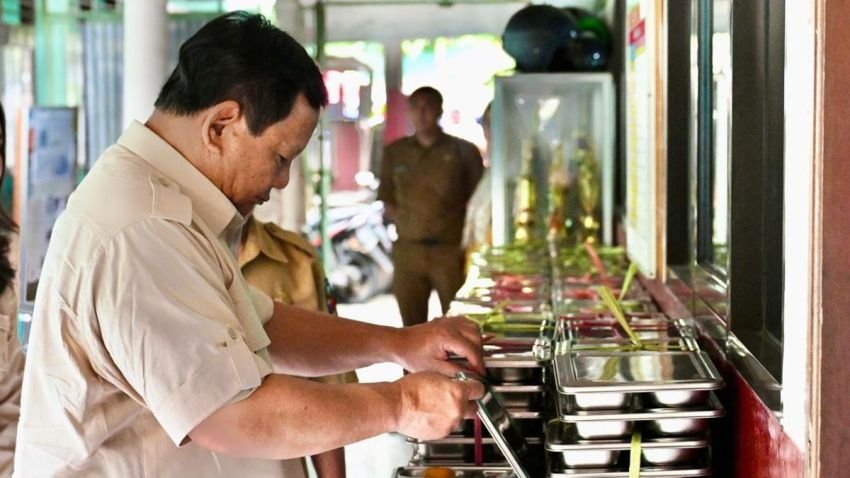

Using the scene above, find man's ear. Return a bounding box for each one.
[201,101,243,155]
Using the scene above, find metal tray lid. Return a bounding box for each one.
[557,392,725,422]
[544,421,709,451]
[555,350,724,393]
[457,372,538,478]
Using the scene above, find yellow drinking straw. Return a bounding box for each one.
[619,262,640,301]
[596,285,643,347]
[629,430,642,478]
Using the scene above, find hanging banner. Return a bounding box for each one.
[625,0,666,279]
[19,107,78,305]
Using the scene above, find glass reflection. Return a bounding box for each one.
[710,0,732,271]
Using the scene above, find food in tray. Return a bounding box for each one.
[557,285,649,302]
[555,299,653,315]
[394,467,515,478]
[422,467,456,478]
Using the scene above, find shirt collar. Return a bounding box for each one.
[412,129,447,150]
[117,121,241,238]
[239,216,290,268]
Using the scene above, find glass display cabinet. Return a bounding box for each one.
[490,73,616,246]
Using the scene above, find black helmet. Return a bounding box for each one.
[502,4,577,73]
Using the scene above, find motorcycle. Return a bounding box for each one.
[304,196,395,303]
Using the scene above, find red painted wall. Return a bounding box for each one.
[703,341,804,477]
[384,89,409,145]
[331,122,360,191]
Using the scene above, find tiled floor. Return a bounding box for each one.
[308,292,443,478]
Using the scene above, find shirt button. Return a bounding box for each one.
[228,328,238,340]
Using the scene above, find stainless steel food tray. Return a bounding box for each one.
[554,299,657,316]
[545,421,708,467]
[547,464,711,477]
[409,437,543,467]
[555,350,724,394]
[410,437,544,446]
[559,318,693,343]
[393,466,515,478]
[492,385,546,410]
[455,410,544,438]
[556,393,724,439]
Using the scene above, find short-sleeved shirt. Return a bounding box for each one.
[377,132,484,245]
[239,218,357,477]
[0,282,22,478]
[14,122,301,477]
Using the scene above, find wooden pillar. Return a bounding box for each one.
[816,0,850,474]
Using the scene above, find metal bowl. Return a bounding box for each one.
[646,390,710,408]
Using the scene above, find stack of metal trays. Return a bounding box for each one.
[554,297,657,317]
[557,316,699,352]
[553,350,724,411]
[408,436,544,467]
[546,349,724,476]
[545,421,711,469]
[470,245,551,277]
[392,465,515,477]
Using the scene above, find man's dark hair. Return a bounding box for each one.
[409,86,443,109]
[155,11,328,136]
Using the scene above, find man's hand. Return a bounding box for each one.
[395,371,485,441]
[391,316,485,376]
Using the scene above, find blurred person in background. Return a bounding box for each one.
[462,102,493,263]
[378,87,484,327]
[240,213,357,478]
[0,102,23,477]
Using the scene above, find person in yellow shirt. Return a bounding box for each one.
[240,215,357,478]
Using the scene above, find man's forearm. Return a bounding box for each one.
[190,375,400,460]
[264,302,402,377]
[311,447,346,478]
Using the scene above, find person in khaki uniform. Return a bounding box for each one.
[14,13,485,477]
[0,102,23,478]
[240,215,357,478]
[378,87,484,327]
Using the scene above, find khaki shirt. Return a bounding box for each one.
[239,219,357,478]
[239,218,357,384]
[377,132,484,245]
[14,122,300,477]
[240,218,330,314]
[0,283,22,478]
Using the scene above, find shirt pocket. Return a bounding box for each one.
[431,155,465,201]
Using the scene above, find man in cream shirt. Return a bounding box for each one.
[14,12,484,477]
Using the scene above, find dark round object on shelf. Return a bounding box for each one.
[570,33,610,71]
[502,4,578,72]
[571,9,612,49]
